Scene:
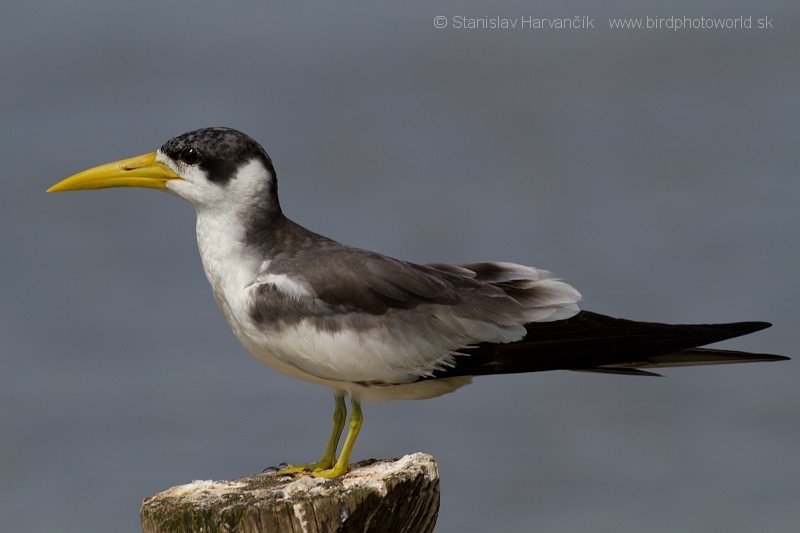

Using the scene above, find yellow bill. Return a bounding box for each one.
[47,152,181,192]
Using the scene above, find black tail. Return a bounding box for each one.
[428,311,787,379]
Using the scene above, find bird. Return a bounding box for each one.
[48,127,788,478]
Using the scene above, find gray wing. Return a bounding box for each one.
[252,240,581,342]
[242,223,581,382]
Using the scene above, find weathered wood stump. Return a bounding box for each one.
[140,453,440,533]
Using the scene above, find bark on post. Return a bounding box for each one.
[140,453,440,533]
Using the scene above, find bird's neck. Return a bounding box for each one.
[194,208,263,312]
[194,206,332,308]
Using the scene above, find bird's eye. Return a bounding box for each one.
[181,147,199,165]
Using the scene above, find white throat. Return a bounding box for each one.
[191,161,277,323]
[195,208,261,317]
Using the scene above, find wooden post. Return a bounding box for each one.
[140,453,439,533]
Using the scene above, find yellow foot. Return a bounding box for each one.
[310,464,349,479]
[273,461,332,476]
[270,395,360,481]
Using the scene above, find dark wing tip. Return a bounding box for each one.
[762,354,791,362]
[729,321,772,334]
[424,312,785,380]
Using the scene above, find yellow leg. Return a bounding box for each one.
[317,393,347,470]
[312,398,362,479]
[276,393,347,475]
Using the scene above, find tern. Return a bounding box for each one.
[48,127,787,478]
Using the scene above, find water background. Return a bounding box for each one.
[2,2,798,531]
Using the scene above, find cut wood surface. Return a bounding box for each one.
[140,453,440,533]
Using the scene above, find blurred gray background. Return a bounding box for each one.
[2,1,798,531]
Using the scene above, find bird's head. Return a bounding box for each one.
[48,127,280,217]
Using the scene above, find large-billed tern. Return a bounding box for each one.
[48,127,787,478]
